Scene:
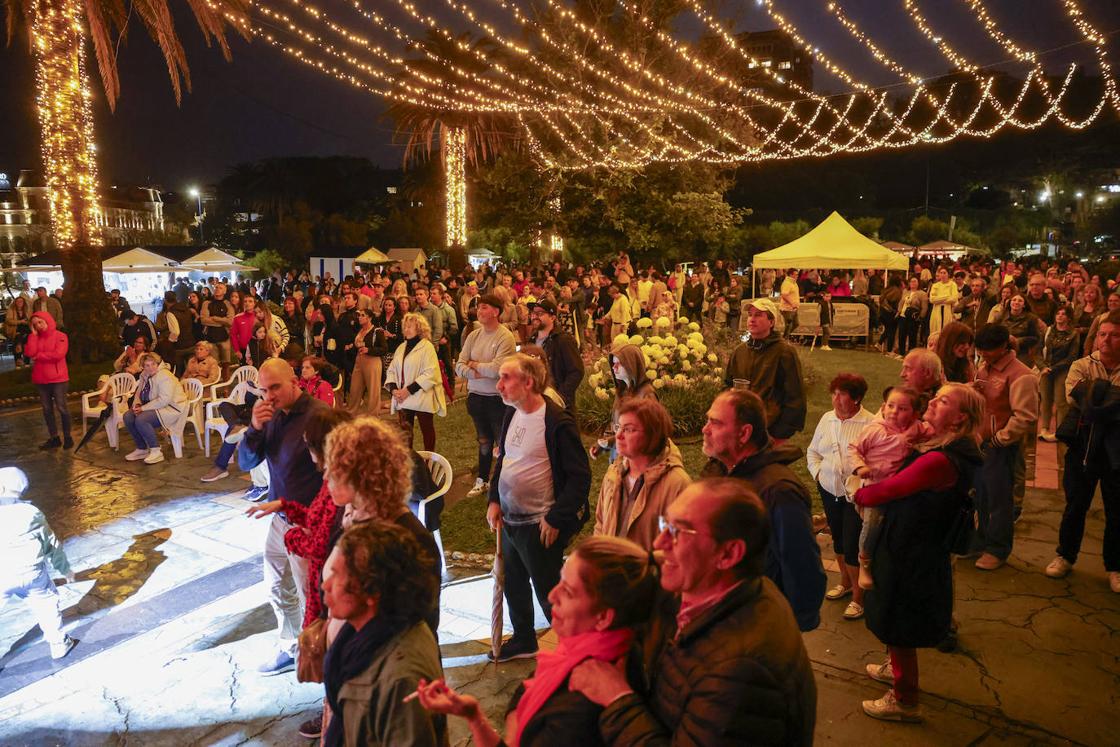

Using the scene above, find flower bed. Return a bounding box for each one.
[575,316,740,437]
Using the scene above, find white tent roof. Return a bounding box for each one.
[179,248,254,273]
[388,247,427,262]
[354,247,391,264]
[102,247,180,274]
[753,212,910,271]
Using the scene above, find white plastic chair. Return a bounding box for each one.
[169,378,205,458]
[416,450,452,576]
[81,372,137,450]
[204,379,256,457]
[208,365,258,402]
[333,373,344,408]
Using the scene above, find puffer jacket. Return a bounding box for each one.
[600,578,817,746]
[25,311,69,384]
[723,334,807,439]
[595,441,691,549]
[703,443,827,632]
[134,367,189,430]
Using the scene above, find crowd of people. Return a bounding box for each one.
[4,248,1120,743]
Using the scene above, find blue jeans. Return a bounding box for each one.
[37,382,71,438]
[1,565,66,647]
[124,409,162,450]
[973,441,1019,560]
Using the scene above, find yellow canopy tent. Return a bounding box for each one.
[752,212,911,272]
[354,247,391,265]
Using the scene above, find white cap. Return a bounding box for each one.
[0,466,29,502]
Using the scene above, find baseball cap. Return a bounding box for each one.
[748,297,780,320]
[530,299,558,315]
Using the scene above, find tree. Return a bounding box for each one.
[3,0,248,360]
[386,30,516,271]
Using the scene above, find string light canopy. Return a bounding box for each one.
[239,0,1119,171]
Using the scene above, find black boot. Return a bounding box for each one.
[63,435,75,450]
[39,436,62,450]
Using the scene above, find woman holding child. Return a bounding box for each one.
[853,383,984,724]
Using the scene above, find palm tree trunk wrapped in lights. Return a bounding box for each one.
[9,0,247,360]
[444,125,468,249]
[29,0,120,360]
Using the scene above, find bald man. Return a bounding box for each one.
[238,359,330,675]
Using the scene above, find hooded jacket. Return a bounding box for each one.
[607,345,657,446]
[595,441,691,549]
[25,311,69,385]
[0,467,72,580]
[723,334,807,439]
[702,443,827,632]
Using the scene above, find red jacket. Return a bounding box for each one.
[25,311,69,384]
[281,482,339,627]
[230,311,256,354]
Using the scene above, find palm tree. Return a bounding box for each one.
[386,30,516,272]
[3,0,248,359]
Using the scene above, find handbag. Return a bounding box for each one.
[297,617,329,683]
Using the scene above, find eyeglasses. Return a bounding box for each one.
[658,515,706,542]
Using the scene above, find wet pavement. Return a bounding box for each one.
[0,403,1117,746]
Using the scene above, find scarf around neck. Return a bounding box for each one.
[321,615,401,747]
[512,628,632,747]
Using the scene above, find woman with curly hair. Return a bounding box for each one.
[322,522,446,747]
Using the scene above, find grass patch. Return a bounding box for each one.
[435,346,903,556]
[0,361,108,400]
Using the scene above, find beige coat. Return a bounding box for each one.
[595,441,691,549]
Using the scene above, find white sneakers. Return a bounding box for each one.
[1038,431,1058,442]
[819,345,833,351]
[125,448,164,464]
[1045,558,1118,592]
[466,478,488,499]
[862,691,922,722]
[1045,556,1072,578]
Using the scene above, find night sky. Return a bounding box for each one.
[0,0,1116,191]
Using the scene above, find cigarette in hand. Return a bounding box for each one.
[401,690,420,704]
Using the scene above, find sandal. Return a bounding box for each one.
[843,601,865,620]
[825,584,852,601]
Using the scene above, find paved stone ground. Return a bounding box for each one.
[0,403,1116,746]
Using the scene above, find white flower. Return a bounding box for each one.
[660,373,672,382]
[694,344,708,356]
[688,331,705,343]
[636,317,653,329]
[655,316,671,329]
[648,335,663,346]
[673,374,687,385]
[613,334,631,348]
[594,387,610,401]
[588,373,603,389]
[645,369,657,380]
[652,378,665,389]
[689,322,701,332]
[629,335,644,346]
[707,353,718,363]
[677,344,690,358]
[681,360,692,371]
[663,335,678,347]
[677,316,689,324]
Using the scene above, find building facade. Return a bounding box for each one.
[0,169,165,268]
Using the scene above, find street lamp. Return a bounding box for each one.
[189,187,204,244]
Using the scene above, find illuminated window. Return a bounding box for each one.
[779,61,792,70]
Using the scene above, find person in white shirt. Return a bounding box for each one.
[0,467,77,660]
[485,354,592,662]
[456,294,518,499]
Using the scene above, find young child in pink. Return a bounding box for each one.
[848,387,932,589]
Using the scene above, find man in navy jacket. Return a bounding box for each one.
[700,389,827,631]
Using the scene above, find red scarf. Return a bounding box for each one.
[513,629,632,746]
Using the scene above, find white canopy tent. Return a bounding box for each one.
[177,247,255,274]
